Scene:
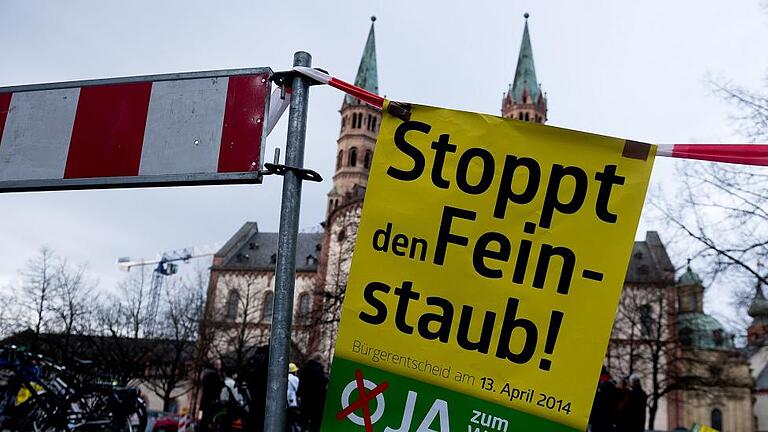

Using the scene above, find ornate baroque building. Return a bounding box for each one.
[608,246,754,431]
[203,15,763,431]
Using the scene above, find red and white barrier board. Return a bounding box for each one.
[0,68,271,192]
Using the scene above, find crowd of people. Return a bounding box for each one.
[197,357,647,432]
[589,366,648,432]
[198,348,329,432]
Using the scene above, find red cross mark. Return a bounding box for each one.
[336,368,389,432]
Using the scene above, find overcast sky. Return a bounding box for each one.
[1,0,767,322]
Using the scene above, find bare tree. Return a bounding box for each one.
[610,283,677,429]
[318,204,361,327]
[0,291,21,339]
[89,267,156,383]
[308,204,362,363]
[49,260,97,361]
[609,280,746,429]
[711,75,768,143]
[143,277,203,412]
[17,247,57,341]
[208,272,271,372]
[653,55,768,328]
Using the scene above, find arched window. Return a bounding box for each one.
[370,116,378,132]
[224,290,240,321]
[349,147,357,167]
[262,291,274,322]
[341,115,346,130]
[710,408,722,431]
[298,292,311,323]
[518,112,523,120]
[713,329,724,346]
[336,150,343,170]
[639,304,653,337]
[363,150,372,169]
[679,327,693,347]
[524,112,530,121]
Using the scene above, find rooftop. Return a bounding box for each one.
[624,231,675,284]
[213,222,323,272]
[677,312,735,351]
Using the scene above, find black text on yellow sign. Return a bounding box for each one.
[330,102,655,430]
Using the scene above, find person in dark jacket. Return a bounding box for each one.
[199,358,225,432]
[297,354,329,432]
[624,375,648,432]
[242,345,270,432]
[589,366,620,432]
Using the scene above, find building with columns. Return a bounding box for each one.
[202,14,762,431]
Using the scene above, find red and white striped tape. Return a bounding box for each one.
[656,144,768,166]
[294,66,385,108]
[0,73,269,183]
[290,67,768,167]
[177,414,193,432]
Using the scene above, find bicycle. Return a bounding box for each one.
[0,346,147,431]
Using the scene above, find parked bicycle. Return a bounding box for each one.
[0,346,147,431]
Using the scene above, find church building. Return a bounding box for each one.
[202,15,761,431]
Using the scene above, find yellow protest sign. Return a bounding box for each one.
[321,102,655,432]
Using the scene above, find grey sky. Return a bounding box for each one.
[1,0,766,321]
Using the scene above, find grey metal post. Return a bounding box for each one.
[263,51,312,432]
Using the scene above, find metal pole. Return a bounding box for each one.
[264,51,312,432]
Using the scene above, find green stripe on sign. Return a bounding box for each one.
[320,357,580,432]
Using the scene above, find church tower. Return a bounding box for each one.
[747,278,768,346]
[502,13,547,123]
[327,17,381,216]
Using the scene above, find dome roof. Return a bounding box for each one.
[677,266,702,286]
[677,312,734,351]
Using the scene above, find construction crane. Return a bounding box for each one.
[117,245,217,336]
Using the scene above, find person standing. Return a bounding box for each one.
[589,366,619,432]
[199,358,225,432]
[298,354,329,432]
[243,345,270,432]
[625,375,648,432]
[287,363,301,432]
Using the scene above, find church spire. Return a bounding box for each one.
[345,16,379,106]
[329,17,382,217]
[511,13,539,104]
[501,13,547,123]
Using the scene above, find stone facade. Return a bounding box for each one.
[202,223,325,367]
